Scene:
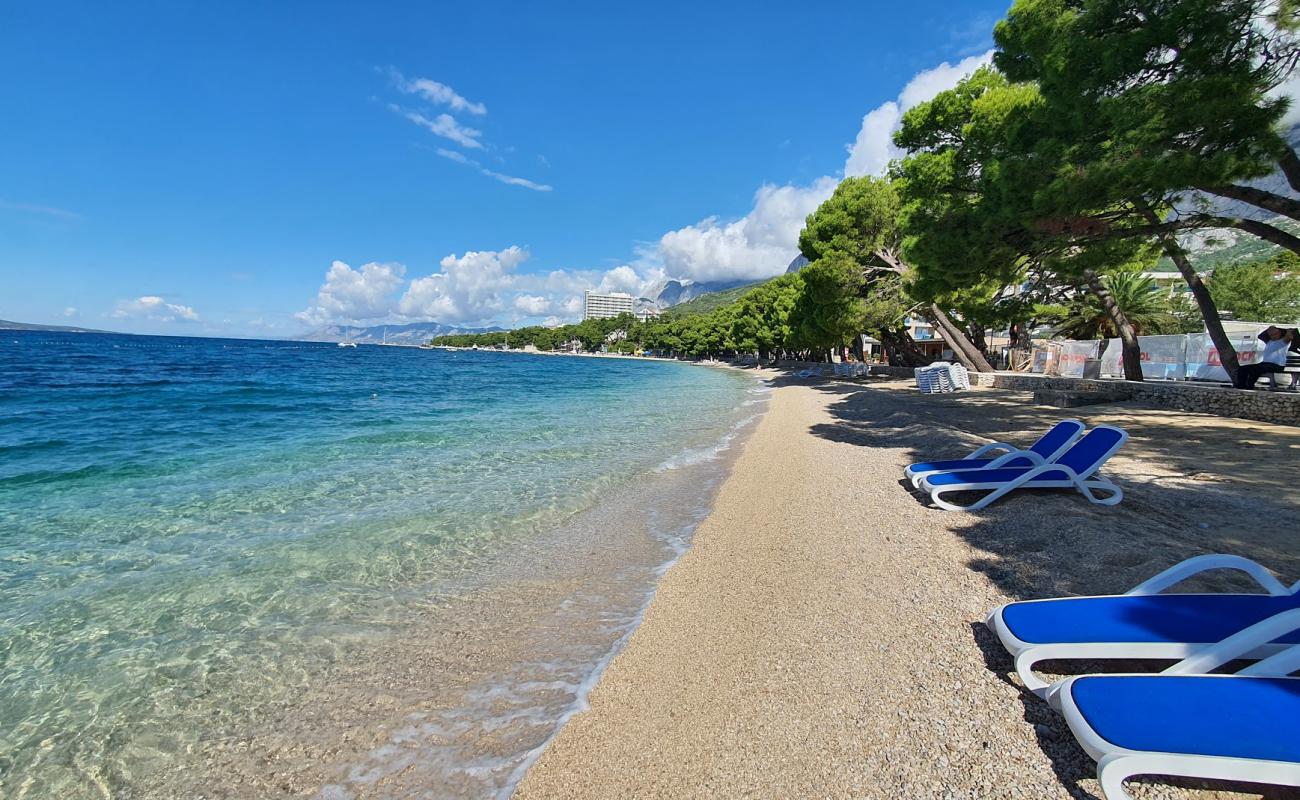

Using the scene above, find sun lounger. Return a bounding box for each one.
[903,419,1085,488]
[1048,608,1300,799]
[987,553,1300,696]
[917,424,1127,511]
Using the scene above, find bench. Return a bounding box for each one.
[1263,352,1300,391]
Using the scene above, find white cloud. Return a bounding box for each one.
[296,261,406,326]
[62,307,78,318]
[843,102,903,179]
[112,296,200,322]
[0,199,81,220]
[392,106,484,149]
[393,72,487,116]
[844,50,993,178]
[1270,69,1300,129]
[398,246,530,324]
[513,294,553,315]
[598,265,643,294]
[480,169,553,192]
[434,148,552,192]
[639,53,995,287]
[655,178,837,283]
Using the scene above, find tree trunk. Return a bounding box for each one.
[1008,322,1034,371]
[852,335,865,362]
[1199,183,1300,222]
[879,327,930,367]
[1083,269,1143,381]
[968,323,990,361]
[1214,216,1300,255]
[1278,146,1300,194]
[925,304,995,372]
[1135,203,1240,383]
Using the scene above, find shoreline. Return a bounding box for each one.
[514,376,1300,799]
[178,367,774,800]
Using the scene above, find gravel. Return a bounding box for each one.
[513,374,1300,800]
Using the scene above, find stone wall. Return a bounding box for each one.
[969,372,1300,426]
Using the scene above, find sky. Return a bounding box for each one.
[0,1,1011,336]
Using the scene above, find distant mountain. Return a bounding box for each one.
[0,319,112,333]
[1156,124,1300,270]
[641,277,757,309]
[290,321,502,344]
[785,254,809,273]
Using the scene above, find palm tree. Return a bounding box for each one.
[1052,270,1176,339]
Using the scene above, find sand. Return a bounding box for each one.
[513,374,1300,800]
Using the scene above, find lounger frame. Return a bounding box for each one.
[987,554,1300,696]
[903,419,1084,487]
[1049,608,1300,799]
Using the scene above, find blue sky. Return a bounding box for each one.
[0,1,1008,336]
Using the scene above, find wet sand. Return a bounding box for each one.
[514,375,1300,800]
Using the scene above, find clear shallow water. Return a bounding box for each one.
[0,332,758,798]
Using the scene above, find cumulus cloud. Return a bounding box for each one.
[398,246,530,324]
[641,53,995,287]
[512,294,553,315]
[598,265,644,294]
[844,50,993,177]
[391,106,484,149]
[62,307,78,318]
[112,296,200,322]
[390,70,487,116]
[655,177,837,283]
[296,261,406,326]
[435,148,552,192]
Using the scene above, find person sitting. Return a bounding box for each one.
[1235,326,1298,389]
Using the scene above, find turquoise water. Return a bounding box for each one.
[0,332,758,798]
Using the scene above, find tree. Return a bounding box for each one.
[1049,270,1179,338]
[894,68,1149,379]
[789,253,868,359]
[799,176,994,370]
[995,0,1300,212]
[1208,253,1300,322]
[991,0,1300,378]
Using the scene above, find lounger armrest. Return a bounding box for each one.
[1164,608,1300,676]
[968,442,1018,459]
[985,450,1046,469]
[1125,554,1290,597]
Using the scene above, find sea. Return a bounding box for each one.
[0,331,767,799]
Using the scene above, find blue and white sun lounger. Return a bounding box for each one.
[917,424,1127,511]
[987,554,1300,696]
[1049,609,1300,799]
[903,419,1085,488]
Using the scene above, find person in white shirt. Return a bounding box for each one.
[1235,326,1298,389]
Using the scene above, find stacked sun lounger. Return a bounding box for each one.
[913,362,970,393]
[831,363,871,378]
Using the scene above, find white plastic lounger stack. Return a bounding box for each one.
[913,362,970,393]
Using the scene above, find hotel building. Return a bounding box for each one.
[583,291,636,320]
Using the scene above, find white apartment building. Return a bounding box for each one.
[583,291,636,320]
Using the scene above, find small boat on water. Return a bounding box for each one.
[338,341,357,348]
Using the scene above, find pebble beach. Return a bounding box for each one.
[515,371,1300,800]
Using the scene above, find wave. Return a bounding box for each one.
[653,409,765,472]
